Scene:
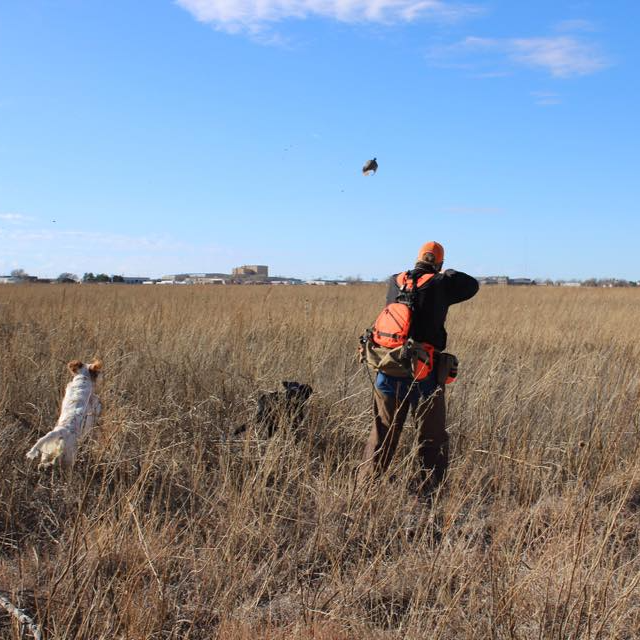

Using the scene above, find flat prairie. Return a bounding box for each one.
[1,284,639,639]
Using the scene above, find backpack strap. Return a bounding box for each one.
[395,270,435,292]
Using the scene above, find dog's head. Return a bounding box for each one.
[67,358,103,381]
[281,381,313,404]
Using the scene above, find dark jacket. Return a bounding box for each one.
[386,267,479,350]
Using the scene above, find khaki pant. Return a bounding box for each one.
[359,376,448,493]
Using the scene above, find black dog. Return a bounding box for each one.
[234,381,313,438]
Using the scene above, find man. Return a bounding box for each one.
[359,241,478,494]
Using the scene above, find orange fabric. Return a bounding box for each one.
[396,271,435,290]
[370,270,438,379]
[372,303,411,349]
[413,344,435,380]
[372,272,436,350]
[417,241,444,265]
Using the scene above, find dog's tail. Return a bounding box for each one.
[26,432,65,463]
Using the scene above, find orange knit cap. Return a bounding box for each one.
[417,241,445,264]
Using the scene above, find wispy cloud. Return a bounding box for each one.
[508,36,607,77]
[0,223,237,278]
[554,19,596,33]
[531,90,562,106]
[0,226,186,252]
[176,0,481,33]
[0,212,32,224]
[472,70,512,79]
[430,29,609,78]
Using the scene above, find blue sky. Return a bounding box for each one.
[0,0,638,280]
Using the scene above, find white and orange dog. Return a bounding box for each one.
[26,359,103,468]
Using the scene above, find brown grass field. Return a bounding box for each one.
[1,283,639,639]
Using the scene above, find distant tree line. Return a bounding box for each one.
[579,278,638,287]
[82,272,124,283]
[9,268,35,281]
[4,268,638,287]
[4,269,127,283]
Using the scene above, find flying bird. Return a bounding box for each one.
[362,157,378,176]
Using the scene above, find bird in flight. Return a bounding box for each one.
[362,158,378,176]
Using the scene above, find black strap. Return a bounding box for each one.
[410,270,419,308]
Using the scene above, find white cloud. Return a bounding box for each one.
[431,31,608,78]
[509,36,607,77]
[472,70,512,79]
[176,0,480,33]
[0,224,237,278]
[0,227,185,252]
[0,212,32,224]
[530,90,562,106]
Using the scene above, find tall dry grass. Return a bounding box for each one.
[0,283,639,639]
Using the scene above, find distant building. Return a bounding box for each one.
[478,276,536,286]
[185,273,230,284]
[161,274,188,282]
[157,270,307,285]
[266,278,304,285]
[232,265,268,278]
[119,276,149,285]
[0,275,38,284]
[186,276,228,285]
[478,276,508,286]
[560,281,581,287]
[162,272,232,284]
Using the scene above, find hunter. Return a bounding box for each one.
[359,241,478,495]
